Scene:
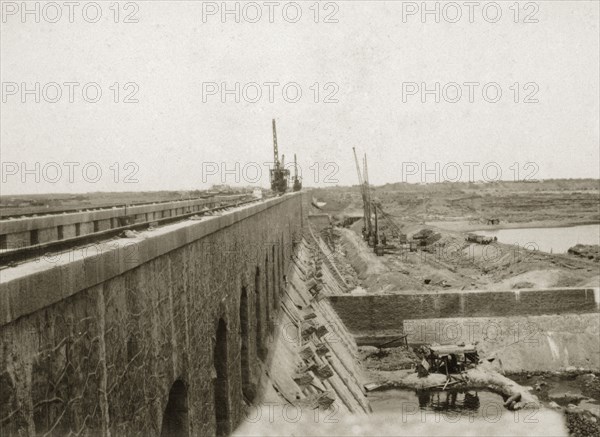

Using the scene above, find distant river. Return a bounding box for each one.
[474,224,600,254]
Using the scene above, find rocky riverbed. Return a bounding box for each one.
[509,370,600,437]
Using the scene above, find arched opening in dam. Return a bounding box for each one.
[213,318,230,437]
[239,286,251,400]
[272,245,278,309]
[159,380,189,437]
[279,237,284,295]
[265,254,271,331]
[255,267,265,360]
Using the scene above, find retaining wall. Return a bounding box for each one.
[328,288,600,334]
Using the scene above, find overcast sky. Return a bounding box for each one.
[1,0,598,194]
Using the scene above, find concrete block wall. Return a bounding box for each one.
[328,288,600,334]
[328,288,600,372]
[0,193,304,436]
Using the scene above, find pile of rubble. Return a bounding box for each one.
[568,244,600,262]
[412,228,442,247]
[565,408,600,437]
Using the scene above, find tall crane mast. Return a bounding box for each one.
[364,154,384,254]
[270,119,290,194]
[272,119,280,169]
[352,147,364,187]
[294,154,298,179]
[363,153,374,244]
[293,154,302,192]
[352,147,369,240]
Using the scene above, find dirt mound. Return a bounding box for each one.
[578,276,600,288]
[489,269,562,290]
[338,228,387,279]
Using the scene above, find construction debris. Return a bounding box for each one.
[413,228,442,246]
[466,233,496,245]
[119,230,139,238]
[418,344,480,375]
[568,244,600,262]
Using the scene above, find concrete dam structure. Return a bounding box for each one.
[0,193,305,436]
[1,190,599,436]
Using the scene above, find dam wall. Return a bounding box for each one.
[234,233,370,435]
[0,193,304,436]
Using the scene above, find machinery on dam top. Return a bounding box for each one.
[270,119,290,194]
[292,154,302,192]
[270,119,302,195]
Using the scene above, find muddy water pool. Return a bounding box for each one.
[367,387,568,435]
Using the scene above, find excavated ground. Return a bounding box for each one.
[316,224,600,436]
[237,209,599,435]
[334,224,599,294]
[236,226,568,435]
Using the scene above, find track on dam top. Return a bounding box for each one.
[0,196,261,267]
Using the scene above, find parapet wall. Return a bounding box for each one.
[0,192,304,436]
[0,194,247,249]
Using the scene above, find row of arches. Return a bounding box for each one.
[160,240,287,437]
[218,244,285,436]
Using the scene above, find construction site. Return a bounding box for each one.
[2,0,599,434]
[236,141,599,436]
[1,121,598,437]
[299,149,598,435]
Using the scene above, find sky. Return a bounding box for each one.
[1,0,599,194]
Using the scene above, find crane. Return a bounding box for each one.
[364,153,383,252]
[363,153,374,243]
[269,119,290,194]
[293,154,302,192]
[352,147,370,241]
[372,201,407,244]
[351,148,384,254]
